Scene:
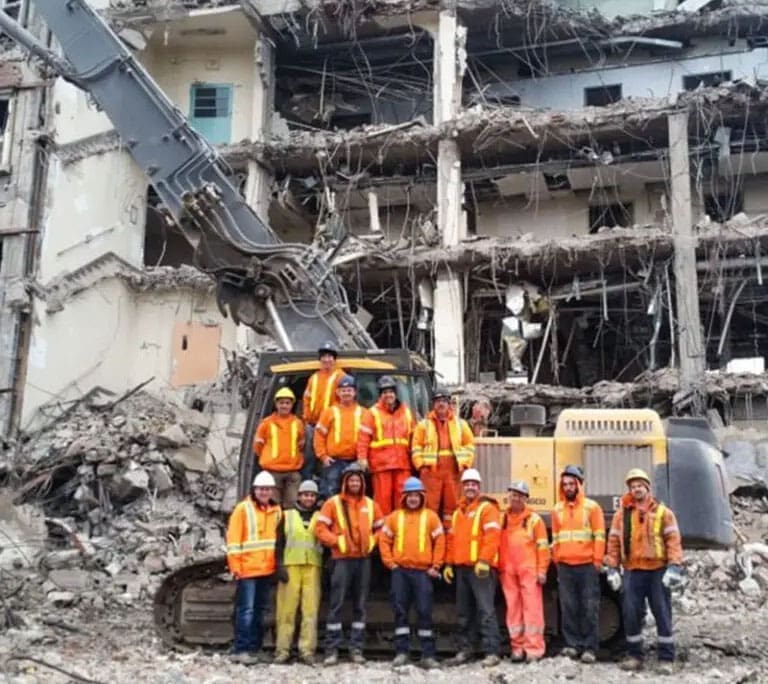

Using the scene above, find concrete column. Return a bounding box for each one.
[432,9,467,384]
[668,112,705,407]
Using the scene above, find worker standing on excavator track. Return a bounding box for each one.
[379,477,445,670]
[315,462,384,666]
[357,375,415,516]
[411,387,475,530]
[253,387,305,508]
[443,468,502,668]
[301,342,344,482]
[551,465,605,664]
[226,470,282,665]
[499,480,550,663]
[606,468,684,675]
[314,374,369,499]
[273,479,323,665]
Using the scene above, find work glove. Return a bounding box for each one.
[358,459,369,472]
[474,561,490,579]
[606,567,622,592]
[426,566,440,579]
[662,565,685,591]
[276,567,289,584]
[442,565,454,584]
[537,573,547,586]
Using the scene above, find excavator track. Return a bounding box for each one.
[153,556,623,654]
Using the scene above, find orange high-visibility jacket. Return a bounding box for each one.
[357,399,414,472]
[499,505,550,575]
[411,410,475,470]
[606,493,683,571]
[446,496,502,568]
[253,413,305,472]
[314,403,369,462]
[551,483,605,567]
[302,368,343,425]
[379,501,446,571]
[226,497,282,579]
[315,476,384,560]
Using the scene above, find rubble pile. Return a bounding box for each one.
[1,391,240,619]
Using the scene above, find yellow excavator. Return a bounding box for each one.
[0,2,733,655]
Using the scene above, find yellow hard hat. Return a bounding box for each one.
[274,387,296,401]
[625,468,651,487]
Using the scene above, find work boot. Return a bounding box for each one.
[272,652,290,665]
[350,650,366,665]
[560,647,579,659]
[323,651,339,666]
[526,654,543,663]
[481,654,501,668]
[420,657,440,670]
[656,661,675,675]
[620,656,643,671]
[229,652,259,665]
[509,651,525,663]
[391,653,409,668]
[580,650,597,664]
[446,651,471,666]
[299,654,316,665]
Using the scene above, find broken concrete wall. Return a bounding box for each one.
[557,0,675,18]
[22,281,238,430]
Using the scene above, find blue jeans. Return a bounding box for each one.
[623,568,674,662]
[320,458,350,499]
[557,563,600,654]
[390,567,436,657]
[455,565,500,655]
[232,577,272,654]
[301,425,317,482]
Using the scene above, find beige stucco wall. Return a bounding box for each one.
[22,281,238,428]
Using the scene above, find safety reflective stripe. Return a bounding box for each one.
[470,502,489,562]
[418,416,473,466]
[309,370,340,416]
[395,627,410,636]
[370,406,412,448]
[269,420,299,461]
[284,509,322,566]
[326,623,343,631]
[625,634,643,643]
[657,636,674,644]
[227,501,278,555]
[332,405,362,444]
[552,530,594,542]
[332,495,375,554]
[653,504,666,559]
[417,629,433,637]
[351,622,365,630]
[507,624,524,635]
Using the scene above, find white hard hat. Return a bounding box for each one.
[298,480,319,494]
[253,471,276,488]
[461,468,482,483]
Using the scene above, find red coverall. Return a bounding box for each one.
[357,399,414,515]
[499,505,550,659]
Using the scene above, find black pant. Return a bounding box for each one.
[390,567,436,657]
[557,563,600,653]
[623,568,674,662]
[325,557,371,652]
[455,565,500,655]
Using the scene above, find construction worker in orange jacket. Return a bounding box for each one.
[253,387,305,508]
[606,468,684,675]
[411,387,475,529]
[499,480,550,662]
[301,342,344,481]
[379,477,445,670]
[226,470,282,664]
[315,462,384,665]
[314,374,369,499]
[443,468,502,668]
[357,375,414,516]
[551,465,605,663]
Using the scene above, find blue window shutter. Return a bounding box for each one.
[189,83,233,144]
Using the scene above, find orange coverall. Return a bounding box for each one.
[357,399,414,515]
[499,506,550,659]
[411,410,475,527]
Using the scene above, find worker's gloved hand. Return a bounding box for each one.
[323,457,335,467]
[537,573,547,586]
[474,561,491,579]
[276,567,289,584]
[442,565,454,584]
[358,459,369,472]
[426,566,440,579]
[606,567,622,592]
[662,565,685,590]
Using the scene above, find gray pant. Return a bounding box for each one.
[455,565,500,655]
[325,557,371,652]
[557,562,600,654]
[268,470,301,509]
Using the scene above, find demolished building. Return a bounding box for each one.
[2,0,768,441]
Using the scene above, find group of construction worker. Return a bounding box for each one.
[226,343,685,672]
